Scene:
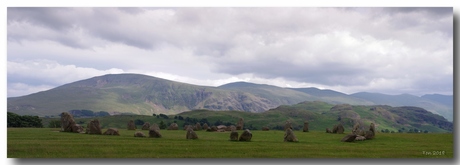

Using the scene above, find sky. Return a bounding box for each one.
[6,7,454,97]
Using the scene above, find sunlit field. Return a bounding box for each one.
[7,128,452,158]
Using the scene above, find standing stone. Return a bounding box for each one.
[150,123,160,131]
[326,128,332,133]
[336,123,345,134]
[365,123,376,139]
[87,119,102,135]
[127,120,136,130]
[183,125,190,130]
[141,122,151,130]
[239,129,252,141]
[134,131,146,137]
[303,121,309,132]
[341,134,357,142]
[149,127,162,138]
[352,123,360,135]
[217,125,227,132]
[284,121,292,131]
[186,127,198,139]
[369,123,376,138]
[60,112,82,133]
[261,126,270,131]
[202,123,209,130]
[284,128,298,142]
[355,135,366,141]
[332,125,338,133]
[226,125,235,131]
[103,128,120,136]
[207,126,218,132]
[236,118,244,130]
[195,123,202,131]
[230,130,239,141]
[167,123,179,130]
[71,124,84,133]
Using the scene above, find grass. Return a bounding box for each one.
[7,128,453,158]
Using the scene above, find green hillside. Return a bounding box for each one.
[351,92,453,121]
[41,101,452,133]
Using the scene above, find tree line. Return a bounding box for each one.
[7,112,43,128]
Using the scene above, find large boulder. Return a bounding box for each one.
[103,128,120,136]
[261,126,270,131]
[195,123,202,131]
[217,125,227,132]
[364,130,374,139]
[284,121,292,131]
[236,118,244,130]
[141,122,151,130]
[284,128,298,142]
[150,123,160,131]
[71,124,84,133]
[303,121,309,132]
[167,123,179,130]
[352,123,360,135]
[127,120,136,130]
[230,130,239,141]
[365,123,376,139]
[60,112,82,133]
[134,131,146,137]
[202,123,209,130]
[326,128,332,133]
[333,123,345,134]
[207,126,218,132]
[226,125,236,131]
[186,127,198,139]
[87,119,102,135]
[149,127,162,138]
[239,129,252,141]
[332,125,338,133]
[355,135,366,141]
[341,134,357,142]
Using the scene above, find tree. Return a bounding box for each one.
[134,119,145,125]
[95,111,110,117]
[7,112,43,128]
[48,120,61,128]
[159,121,166,129]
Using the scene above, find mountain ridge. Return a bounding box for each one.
[7,73,453,121]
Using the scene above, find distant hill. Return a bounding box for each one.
[170,101,454,133]
[7,73,453,121]
[350,92,453,121]
[421,94,453,108]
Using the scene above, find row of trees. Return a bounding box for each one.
[381,128,429,133]
[7,112,43,128]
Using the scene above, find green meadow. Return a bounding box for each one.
[7,128,452,158]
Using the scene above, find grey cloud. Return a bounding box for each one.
[7,7,453,96]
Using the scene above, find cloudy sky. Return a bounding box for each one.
[6,7,453,97]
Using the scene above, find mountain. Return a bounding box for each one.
[7,74,277,116]
[289,87,374,105]
[421,94,453,108]
[350,92,453,121]
[7,73,453,122]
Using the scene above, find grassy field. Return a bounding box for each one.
[7,128,453,158]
